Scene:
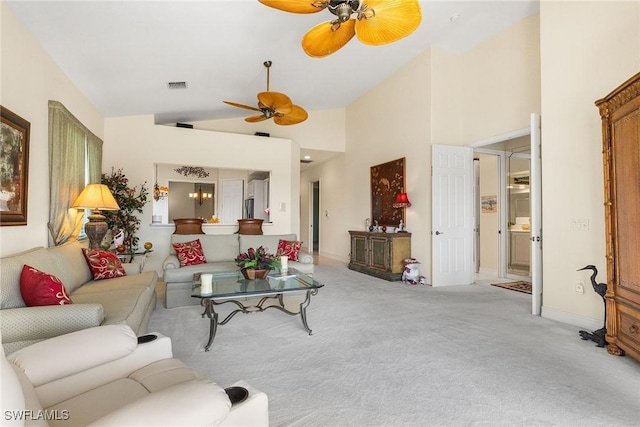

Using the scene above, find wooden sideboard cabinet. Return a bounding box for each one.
[595,72,640,361]
[348,231,411,281]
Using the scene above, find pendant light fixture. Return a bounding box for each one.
[189,185,212,206]
[153,164,168,201]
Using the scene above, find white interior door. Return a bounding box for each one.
[220,179,243,224]
[530,113,543,315]
[432,145,474,286]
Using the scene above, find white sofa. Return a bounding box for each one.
[1,324,269,427]
[162,233,313,308]
[0,240,157,355]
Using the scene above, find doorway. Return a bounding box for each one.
[470,114,542,315]
[506,153,531,278]
[309,181,320,254]
[473,138,532,282]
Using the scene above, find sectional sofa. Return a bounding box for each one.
[1,324,268,426]
[0,240,157,354]
[162,233,313,308]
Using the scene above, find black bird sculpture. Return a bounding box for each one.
[577,265,608,347]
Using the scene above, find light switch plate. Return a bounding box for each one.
[570,219,589,231]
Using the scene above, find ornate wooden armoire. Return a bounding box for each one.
[595,72,640,361]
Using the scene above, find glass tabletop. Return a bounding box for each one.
[191,268,323,299]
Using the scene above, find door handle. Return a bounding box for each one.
[435,231,444,235]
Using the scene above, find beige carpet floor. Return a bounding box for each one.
[150,265,640,426]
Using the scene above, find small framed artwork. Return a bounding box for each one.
[370,157,405,227]
[481,195,497,213]
[0,106,30,226]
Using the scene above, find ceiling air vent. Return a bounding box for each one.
[167,81,187,89]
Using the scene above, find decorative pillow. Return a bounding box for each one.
[276,239,303,262]
[20,265,72,306]
[172,239,207,267]
[82,249,127,280]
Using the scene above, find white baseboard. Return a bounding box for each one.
[317,250,349,263]
[478,267,497,276]
[542,307,602,331]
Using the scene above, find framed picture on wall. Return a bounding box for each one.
[481,195,497,213]
[0,106,30,226]
[370,157,405,227]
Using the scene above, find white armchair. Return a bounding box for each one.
[1,325,268,426]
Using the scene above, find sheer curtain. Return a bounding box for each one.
[48,101,103,246]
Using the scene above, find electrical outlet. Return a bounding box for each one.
[575,281,585,294]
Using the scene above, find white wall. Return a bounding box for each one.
[102,115,300,275]
[478,153,499,272]
[459,14,542,143]
[324,15,540,280]
[0,4,103,257]
[188,108,346,153]
[539,0,640,327]
[300,154,348,261]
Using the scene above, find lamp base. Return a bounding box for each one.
[85,214,108,250]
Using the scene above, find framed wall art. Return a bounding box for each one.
[481,195,497,213]
[370,157,405,227]
[0,106,30,226]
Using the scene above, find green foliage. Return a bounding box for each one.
[101,168,149,250]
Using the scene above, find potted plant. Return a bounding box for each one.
[235,246,281,279]
[101,168,149,251]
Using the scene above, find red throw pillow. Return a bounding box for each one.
[82,249,127,280]
[172,239,207,266]
[20,265,72,306]
[276,239,303,262]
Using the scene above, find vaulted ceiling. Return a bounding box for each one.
[7,1,539,124]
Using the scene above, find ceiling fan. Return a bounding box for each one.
[223,61,308,126]
[258,0,422,58]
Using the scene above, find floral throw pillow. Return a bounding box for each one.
[276,239,303,262]
[20,265,72,306]
[82,249,127,280]
[172,239,207,267]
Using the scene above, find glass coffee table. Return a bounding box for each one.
[191,269,324,351]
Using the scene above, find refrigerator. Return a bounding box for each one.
[244,198,255,219]
[244,179,269,220]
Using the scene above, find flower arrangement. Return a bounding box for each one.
[235,246,281,271]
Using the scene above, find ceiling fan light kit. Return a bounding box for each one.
[223,61,308,126]
[259,0,422,58]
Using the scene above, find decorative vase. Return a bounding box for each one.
[241,268,269,280]
[237,219,264,235]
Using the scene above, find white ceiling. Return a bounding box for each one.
[6,1,539,124]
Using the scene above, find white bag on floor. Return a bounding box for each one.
[402,258,420,285]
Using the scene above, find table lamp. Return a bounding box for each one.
[72,184,120,249]
[393,192,411,208]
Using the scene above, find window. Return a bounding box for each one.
[48,101,102,246]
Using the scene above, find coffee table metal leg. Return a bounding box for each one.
[203,300,218,352]
[299,290,314,335]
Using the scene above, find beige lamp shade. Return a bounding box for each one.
[72,184,119,250]
[72,184,119,211]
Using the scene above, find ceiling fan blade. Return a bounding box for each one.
[258,0,328,14]
[245,114,268,123]
[355,0,422,46]
[302,19,356,58]
[258,91,293,114]
[274,105,309,126]
[223,100,261,112]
